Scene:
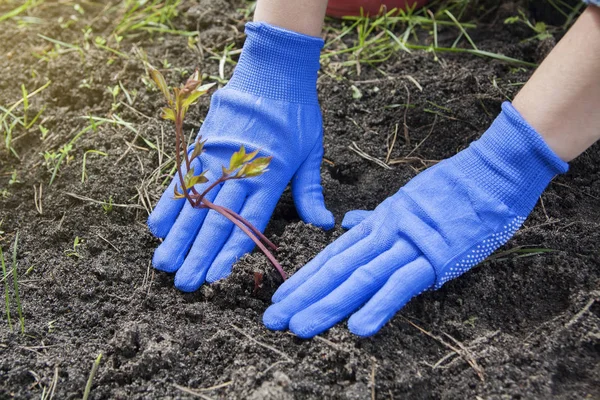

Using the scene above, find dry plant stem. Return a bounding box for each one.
[202,198,286,280]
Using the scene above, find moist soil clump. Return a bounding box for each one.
[0,1,598,399]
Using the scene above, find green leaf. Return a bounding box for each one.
[161,107,175,121]
[182,90,205,111]
[242,148,259,163]
[242,156,272,177]
[183,167,195,188]
[188,173,208,187]
[149,67,172,103]
[229,145,246,172]
[190,138,206,160]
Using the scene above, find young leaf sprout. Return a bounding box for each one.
[148,67,286,280]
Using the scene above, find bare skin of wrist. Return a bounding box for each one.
[513,6,600,162]
[253,0,329,37]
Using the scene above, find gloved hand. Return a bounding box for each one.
[147,22,334,292]
[263,102,568,338]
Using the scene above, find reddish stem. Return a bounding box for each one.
[202,198,286,280]
[174,112,196,207]
[190,175,278,251]
[176,110,202,206]
[213,206,278,251]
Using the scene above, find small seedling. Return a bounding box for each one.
[504,10,553,42]
[107,85,121,111]
[8,170,20,185]
[65,236,83,258]
[102,196,114,214]
[149,67,286,280]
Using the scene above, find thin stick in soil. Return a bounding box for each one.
[402,317,485,382]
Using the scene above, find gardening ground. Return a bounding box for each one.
[1,0,599,399]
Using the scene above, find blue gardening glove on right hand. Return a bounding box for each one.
[263,102,568,338]
[147,22,334,292]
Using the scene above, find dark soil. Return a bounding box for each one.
[1,1,599,399]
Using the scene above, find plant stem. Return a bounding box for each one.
[191,175,278,251]
[174,112,197,207]
[212,205,278,251]
[202,198,286,280]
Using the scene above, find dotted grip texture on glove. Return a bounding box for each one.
[399,102,569,288]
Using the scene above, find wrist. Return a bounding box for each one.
[453,102,568,215]
[226,22,323,104]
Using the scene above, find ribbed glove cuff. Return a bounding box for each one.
[454,102,569,215]
[226,22,323,104]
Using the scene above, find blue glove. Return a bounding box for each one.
[147,22,334,292]
[263,102,568,338]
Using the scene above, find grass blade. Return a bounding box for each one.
[83,353,103,400]
[0,245,12,331]
[11,232,24,333]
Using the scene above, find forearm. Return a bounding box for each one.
[513,5,600,162]
[254,0,329,36]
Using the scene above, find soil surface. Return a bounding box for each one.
[1,1,599,399]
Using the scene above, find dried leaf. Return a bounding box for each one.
[173,184,186,199]
[149,67,172,103]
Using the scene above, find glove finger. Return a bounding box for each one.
[348,257,435,337]
[271,222,372,304]
[205,191,281,283]
[152,175,220,273]
[174,182,248,292]
[291,140,334,230]
[341,210,373,230]
[288,241,420,338]
[263,235,385,331]
[147,157,202,238]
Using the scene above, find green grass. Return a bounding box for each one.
[1,244,12,331]
[113,0,196,37]
[1,232,24,333]
[46,119,106,185]
[0,80,51,158]
[82,353,102,400]
[321,4,538,69]
[11,232,24,333]
[0,0,44,23]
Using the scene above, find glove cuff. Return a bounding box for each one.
[454,102,569,215]
[226,22,323,104]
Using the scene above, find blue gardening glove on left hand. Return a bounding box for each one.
[147,23,334,292]
[263,102,568,338]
